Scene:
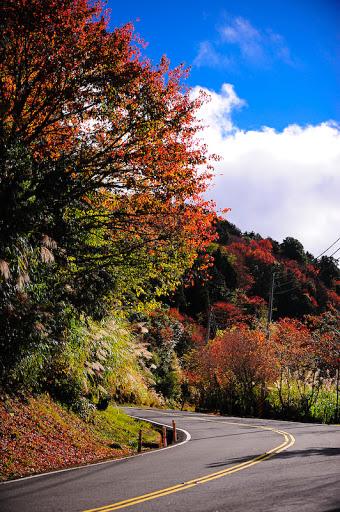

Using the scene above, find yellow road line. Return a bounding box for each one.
[83,421,295,512]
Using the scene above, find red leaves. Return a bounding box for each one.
[0,395,126,481]
[1,0,108,157]
[327,290,340,307]
[283,259,307,283]
[186,326,278,392]
[1,0,217,287]
[212,301,248,329]
[226,239,276,265]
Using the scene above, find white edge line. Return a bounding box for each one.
[130,415,191,445]
[0,414,191,486]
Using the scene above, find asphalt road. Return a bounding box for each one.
[1,408,339,512]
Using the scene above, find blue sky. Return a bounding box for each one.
[109,0,339,131]
[108,1,340,255]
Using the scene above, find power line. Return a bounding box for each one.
[274,285,300,296]
[275,277,297,288]
[329,246,340,258]
[273,236,340,291]
[265,238,340,325]
[315,236,340,259]
[275,281,294,289]
[273,270,297,289]
[274,271,299,290]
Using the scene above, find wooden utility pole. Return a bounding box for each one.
[205,288,211,344]
[260,270,275,418]
[336,364,339,424]
[267,271,275,341]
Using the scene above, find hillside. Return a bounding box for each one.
[160,220,339,421]
[176,219,339,329]
[0,394,160,481]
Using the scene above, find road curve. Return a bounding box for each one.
[1,408,339,512]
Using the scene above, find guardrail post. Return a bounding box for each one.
[138,428,142,453]
[172,420,177,443]
[162,425,167,448]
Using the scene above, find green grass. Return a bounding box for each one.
[310,389,338,424]
[91,406,161,450]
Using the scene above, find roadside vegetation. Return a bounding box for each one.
[0,394,160,481]
[0,0,339,482]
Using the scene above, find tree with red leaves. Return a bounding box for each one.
[0,0,215,269]
[272,318,329,418]
[0,0,216,385]
[185,326,277,415]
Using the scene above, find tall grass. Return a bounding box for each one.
[267,382,338,423]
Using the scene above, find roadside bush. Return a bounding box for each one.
[267,384,338,423]
[186,326,277,416]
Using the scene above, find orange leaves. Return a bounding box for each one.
[168,307,186,323]
[226,238,277,265]
[270,317,336,384]
[304,312,340,369]
[212,301,247,329]
[1,0,217,290]
[227,239,276,265]
[212,328,277,384]
[221,207,231,215]
[306,263,319,277]
[188,326,278,393]
[327,290,340,307]
[186,314,338,400]
[283,259,307,284]
[1,0,108,157]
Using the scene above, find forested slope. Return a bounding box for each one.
[0,2,339,483]
[168,220,339,421]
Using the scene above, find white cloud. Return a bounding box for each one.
[194,16,295,69]
[192,83,245,134]
[191,84,340,256]
[220,17,265,63]
[193,41,233,69]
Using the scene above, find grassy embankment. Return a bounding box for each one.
[0,394,160,482]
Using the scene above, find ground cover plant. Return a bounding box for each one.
[0,394,160,481]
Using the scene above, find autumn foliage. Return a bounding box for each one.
[0,394,160,480]
[0,1,339,438]
[182,311,339,421]
[1,0,216,272]
[0,0,216,387]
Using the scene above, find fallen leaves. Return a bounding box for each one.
[0,395,130,481]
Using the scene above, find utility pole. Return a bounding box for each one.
[259,270,275,418]
[266,271,275,341]
[205,287,211,344]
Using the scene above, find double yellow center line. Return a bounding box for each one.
[83,421,295,512]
